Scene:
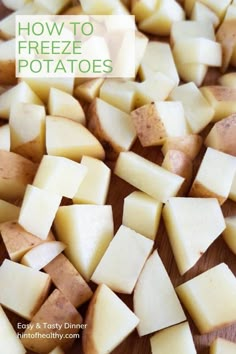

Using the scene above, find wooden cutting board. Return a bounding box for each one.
[0,3,235,354]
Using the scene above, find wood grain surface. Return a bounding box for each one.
[0,2,235,354]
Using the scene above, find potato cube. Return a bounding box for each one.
[114,151,184,203]
[0,124,10,151]
[163,197,225,275]
[169,82,214,134]
[46,116,105,162]
[200,86,236,122]
[0,221,52,262]
[190,3,219,28]
[91,225,154,294]
[73,156,111,205]
[150,322,196,354]
[161,134,203,161]
[33,155,87,198]
[0,259,51,320]
[162,150,193,196]
[210,337,236,354]
[44,253,93,308]
[9,102,46,162]
[134,250,186,336]
[48,88,85,125]
[176,263,236,333]
[0,150,37,202]
[18,184,62,240]
[131,101,189,147]
[0,38,16,86]
[0,305,26,354]
[34,0,71,14]
[222,216,236,254]
[21,241,66,270]
[219,72,236,88]
[122,191,162,240]
[189,147,236,205]
[21,289,82,353]
[83,284,139,354]
[74,78,104,103]
[54,205,114,281]
[139,41,179,85]
[0,200,20,223]
[131,0,157,22]
[0,81,43,119]
[171,20,215,45]
[205,113,236,156]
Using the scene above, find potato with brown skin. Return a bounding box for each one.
[205,113,236,156]
[44,253,93,308]
[161,134,203,161]
[0,38,17,85]
[0,221,54,262]
[0,150,37,202]
[22,289,83,353]
[162,150,193,196]
[216,20,236,72]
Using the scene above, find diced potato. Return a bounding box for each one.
[18,184,62,240]
[46,116,105,162]
[200,86,236,122]
[33,155,87,198]
[134,250,186,336]
[139,0,185,36]
[139,41,179,86]
[34,0,71,14]
[0,221,53,262]
[0,305,26,354]
[174,59,207,87]
[171,20,215,45]
[44,253,93,308]
[22,77,74,103]
[163,197,225,275]
[63,5,84,15]
[161,134,203,161]
[73,156,111,205]
[131,0,158,22]
[173,38,222,66]
[0,200,20,223]
[48,88,85,125]
[131,101,189,147]
[222,216,236,254]
[205,113,236,156]
[122,191,162,240]
[210,337,236,354]
[80,0,120,14]
[162,150,193,196]
[87,98,136,159]
[0,150,37,202]
[83,284,139,354]
[21,241,66,270]
[133,74,176,107]
[150,322,196,354]
[134,30,149,74]
[199,0,232,20]
[114,151,184,203]
[74,78,104,103]
[216,20,236,72]
[176,263,236,334]
[0,81,43,119]
[190,2,219,28]
[54,205,114,281]
[169,82,214,133]
[9,102,46,162]
[0,259,51,320]
[21,289,82,353]
[0,124,10,151]
[0,38,16,85]
[189,147,236,205]
[219,72,236,88]
[99,79,135,113]
[91,225,153,294]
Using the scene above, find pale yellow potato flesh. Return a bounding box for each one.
[0,259,51,320]
[210,337,236,354]
[134,250,186,336]
[222,216,236,254]
[176,263,236,334]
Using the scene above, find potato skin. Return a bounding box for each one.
[189,181,226,205]
[216,20,236,72]
[162,135,203,161]
[0,60,17,85]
